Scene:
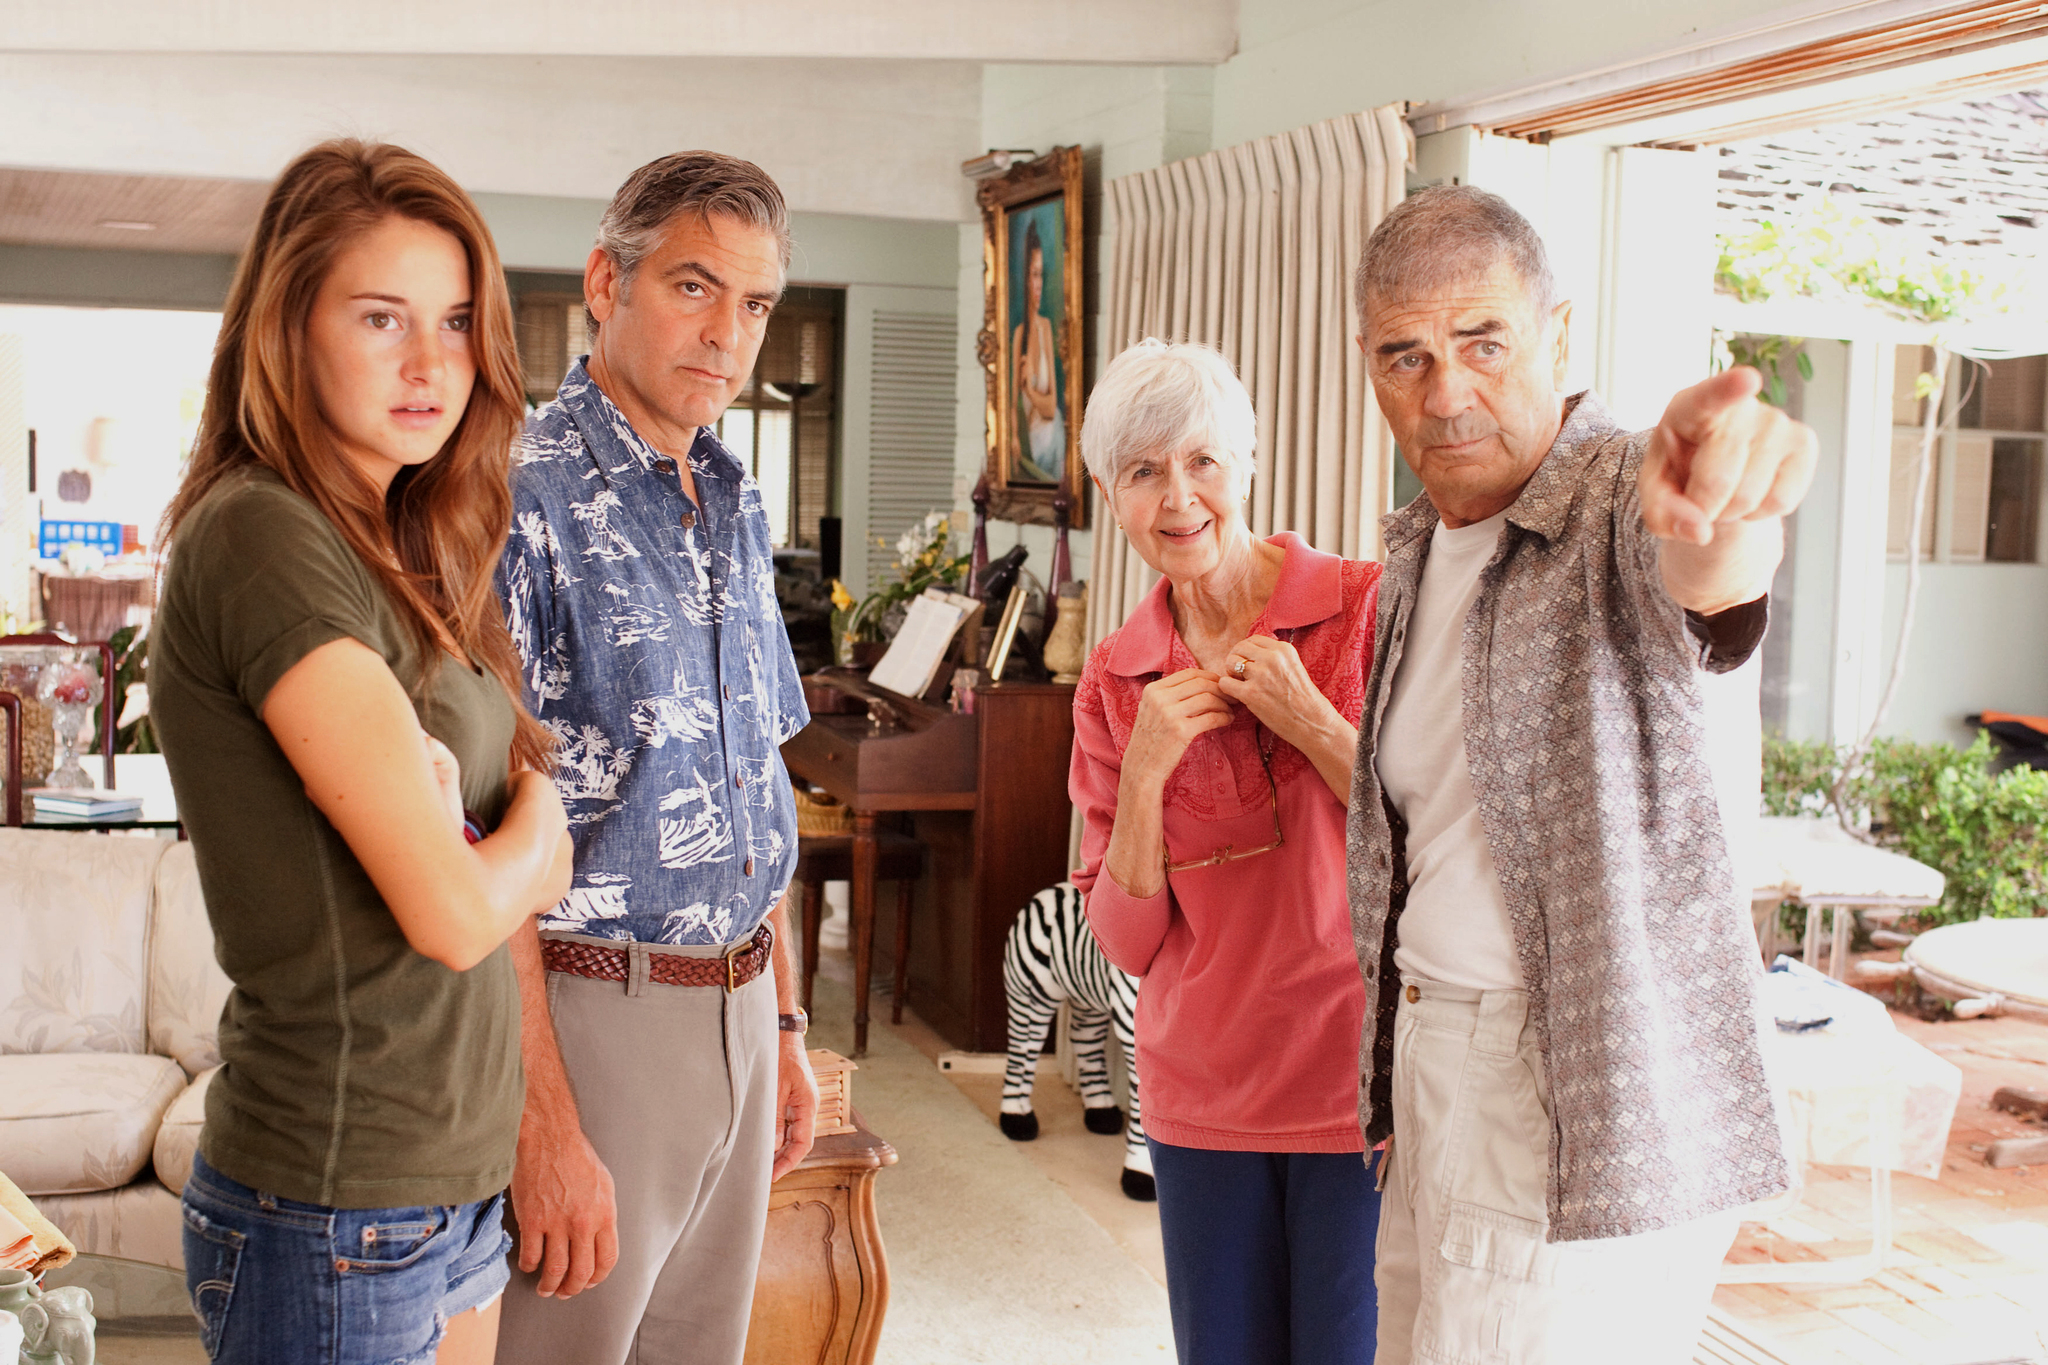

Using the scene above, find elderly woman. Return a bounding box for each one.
[1069,340,1383,1365]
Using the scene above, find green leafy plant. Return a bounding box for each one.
[1715,199,2007,325]
[1761,736,1837,818]
[1718,334,1812,408]
[106,624,156,754]
[1761,733,2048,926]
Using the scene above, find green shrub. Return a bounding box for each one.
[1760,733,2048,926]
[1761,736,1836,817]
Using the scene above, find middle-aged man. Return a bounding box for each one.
[1345,184,1814,1363]
[493,152,817,1365]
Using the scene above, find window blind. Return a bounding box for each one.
[864,311,958,590]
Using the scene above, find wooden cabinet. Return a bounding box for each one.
[784,679,1076,1054]
[914,681,1076,1052]
[745,1119,896,1365]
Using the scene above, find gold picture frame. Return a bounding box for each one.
[977,145,1088,528]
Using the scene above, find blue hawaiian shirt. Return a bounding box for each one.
[495,358,809,945]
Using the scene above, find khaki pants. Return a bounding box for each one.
[1375,978,1738,1365]
[497,933,779,1365]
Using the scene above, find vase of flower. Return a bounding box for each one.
[36,651,102,790]
[830,511,971,664]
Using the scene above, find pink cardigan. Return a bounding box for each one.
[1069,534,1382,1152]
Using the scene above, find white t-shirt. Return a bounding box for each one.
[1376,509,1525,991]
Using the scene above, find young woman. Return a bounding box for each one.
[150,140,572,1365]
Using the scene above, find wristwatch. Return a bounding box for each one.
[778,1009,809,1035]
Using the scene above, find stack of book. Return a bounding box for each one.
[28,788,143,818]
[809,1049,859,1137]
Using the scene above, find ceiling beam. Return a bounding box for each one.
[0,55,982,222]
[0,0,1239,64]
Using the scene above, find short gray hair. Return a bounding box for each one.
[1353,184,1558,330]
[1081,340,1256,492]
[589,150,791,334]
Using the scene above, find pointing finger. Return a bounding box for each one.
[1711,415,1788,525]
[1679,396,1762,525]
[1638,436,1710,545]
[1663,367,1763,441]
[1749,429,1818,521]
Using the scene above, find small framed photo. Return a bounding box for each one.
[986,584,1029,683]
[976,146,1088,528]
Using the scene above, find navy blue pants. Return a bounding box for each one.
[1150,1140,1380,1365]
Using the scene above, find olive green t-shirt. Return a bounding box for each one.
[151,465,522,1209]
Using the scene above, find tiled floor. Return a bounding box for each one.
[1711,995,2048,1364]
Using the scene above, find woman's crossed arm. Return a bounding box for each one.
[264,636,572,971]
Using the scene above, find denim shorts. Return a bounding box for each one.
[181,1151,512,1365]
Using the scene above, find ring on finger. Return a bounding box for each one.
[1230,657,1249,680]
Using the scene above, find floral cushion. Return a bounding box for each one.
[0,1052,186,1195]
[0,829,168,1056]
[144,845,230,1077]
[150,1067,214,1197]
[33,1182,185,1270]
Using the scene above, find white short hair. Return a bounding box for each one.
[1081,340,1256,493]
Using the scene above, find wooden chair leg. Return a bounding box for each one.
[851,812,878,1056]
[892,878,914,1025]
[800,879,822,1014]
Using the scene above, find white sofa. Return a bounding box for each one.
[0,828,231,1270]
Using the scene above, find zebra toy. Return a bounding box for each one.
[1000,881,1154,1201]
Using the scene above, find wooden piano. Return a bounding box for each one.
[782,670,1075,1054]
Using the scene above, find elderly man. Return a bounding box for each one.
[493,152,816,1365]
[1346,184,1811,1362]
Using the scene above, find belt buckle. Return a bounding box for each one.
[724,937,747,993]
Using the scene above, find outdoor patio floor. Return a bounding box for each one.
[1712,967,2048,1365]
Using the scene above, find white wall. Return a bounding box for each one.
[478,192,960,289]
[1878,562,2048,747]
[980,66,1214,187]
[1773,340,1849,744]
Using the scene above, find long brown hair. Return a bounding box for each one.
[166,138,550,770]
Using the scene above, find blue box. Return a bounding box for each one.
[37,520,123,560]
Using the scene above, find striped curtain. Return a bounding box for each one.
[1086,106,1413,645]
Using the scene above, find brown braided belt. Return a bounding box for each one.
[541,923,774,991]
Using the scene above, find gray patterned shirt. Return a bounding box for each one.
[1346,392,1789,1242]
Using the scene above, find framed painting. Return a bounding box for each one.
[976,146,1087,528]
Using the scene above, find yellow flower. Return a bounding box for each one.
[830,580,854,611]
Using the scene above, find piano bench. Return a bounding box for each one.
[794,832,930,1034]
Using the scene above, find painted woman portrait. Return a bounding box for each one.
[1009,200,1067,484]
